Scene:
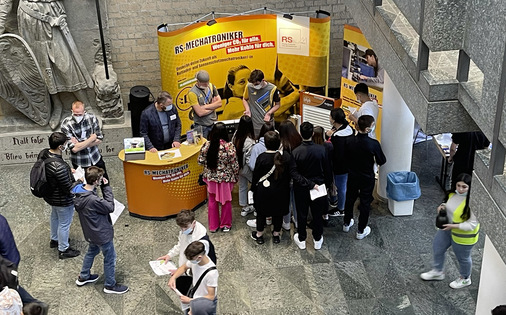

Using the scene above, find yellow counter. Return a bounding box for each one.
[118,143,206,219]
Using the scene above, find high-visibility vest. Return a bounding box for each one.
[450,193,480,245]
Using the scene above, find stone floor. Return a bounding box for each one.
[0,140,482,314]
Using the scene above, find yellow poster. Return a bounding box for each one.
[341,25,383,140]
[158,14,330,132]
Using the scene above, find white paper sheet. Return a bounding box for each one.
[158,149,182,160]
[73,166,85,183]
[149,260,178,276]
[310,184,327,201]
[110,199,125,225]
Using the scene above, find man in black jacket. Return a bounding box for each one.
[291,122,333,250]
[343,115,386,240]
[37,132,80,259]
[72,166,128,294]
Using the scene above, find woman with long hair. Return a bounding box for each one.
[231,115,256,216]
[326,108,354,217]
[312,126,334,225]
[420,173,480,289]
[250,131,291,244]
[198,123,239,232]
[278,120,302,230]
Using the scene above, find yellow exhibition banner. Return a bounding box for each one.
[158,14,330,132]
[341,25,383,140]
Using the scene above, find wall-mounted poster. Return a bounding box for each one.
[341,25,383,140]
[158,14,330,132]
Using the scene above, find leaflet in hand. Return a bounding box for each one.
[149,260,177,276]
[310,184,327,201]
[73,166,85,182]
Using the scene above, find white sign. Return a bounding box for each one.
[277,15,310,56]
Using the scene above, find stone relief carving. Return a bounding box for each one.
[92,40,124,118]
[0,33,51,126]
[16,0,94,128]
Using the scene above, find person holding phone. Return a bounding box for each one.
[72,166,129,294]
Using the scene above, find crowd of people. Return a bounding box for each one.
[0,71,491,314]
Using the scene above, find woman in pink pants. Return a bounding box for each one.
[198,122,239,232]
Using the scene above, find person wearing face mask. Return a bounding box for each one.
[242,69,281,138]
[157,210,216,268]
[421,173,480,289]
[168,241,218,314]
[350,83,379,139]
[36,131,80,259]
[188,70,222,139]
[60,100,108,179]
[72,166,129,294]
[140,91,182,152]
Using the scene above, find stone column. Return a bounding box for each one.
[377,72,415,204]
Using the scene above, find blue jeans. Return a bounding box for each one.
[80,240,117,287]
[50,205,75,252]
[238,173,250,207]
[432,229,474,279]
[333,174,348,210]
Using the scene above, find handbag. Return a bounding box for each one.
[248,164,276,204]
[176,266,217,298]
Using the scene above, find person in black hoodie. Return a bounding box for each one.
[343,115,386,240]
[72,166,128,294]
[37,132,80,259]
[291,122,333,250]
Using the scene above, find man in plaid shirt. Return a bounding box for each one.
[61,101,108,179]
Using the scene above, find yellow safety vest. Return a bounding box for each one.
[450,193,480,245]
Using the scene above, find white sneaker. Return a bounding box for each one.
[449,277,471,289]
[246,219,257,228]
[356,226,371,240]
[293,233,306,250]
[266,217,272,225]
[420,269,445,281]
[343,219,354,232]
[313,236,323,250]
[282,221,291,231]
[241,205,255,217]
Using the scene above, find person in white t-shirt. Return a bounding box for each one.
[157,210,212,268]
[350,83,379,139]
[168,241,218,314]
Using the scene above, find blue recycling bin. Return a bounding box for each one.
[386,171,421,216]
[387,171,421,201]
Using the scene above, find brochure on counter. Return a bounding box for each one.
[158,148,182,160]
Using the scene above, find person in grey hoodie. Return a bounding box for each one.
[72,166,128,294]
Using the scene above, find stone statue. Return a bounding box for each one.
[0,0,13,34]
[0,33,51,126]
[17,0,94,128]
[92,40,124,118]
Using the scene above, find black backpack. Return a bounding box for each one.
[0,256,19,289]
[30,157,59,198]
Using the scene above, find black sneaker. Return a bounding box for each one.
[76,274,99,286]
[104,284,129,294]
[251,231,265,245]
[49,240,58,248]
[59,247,80,259]
[272,233,280,244]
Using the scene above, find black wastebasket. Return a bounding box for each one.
[129,86,152,137]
